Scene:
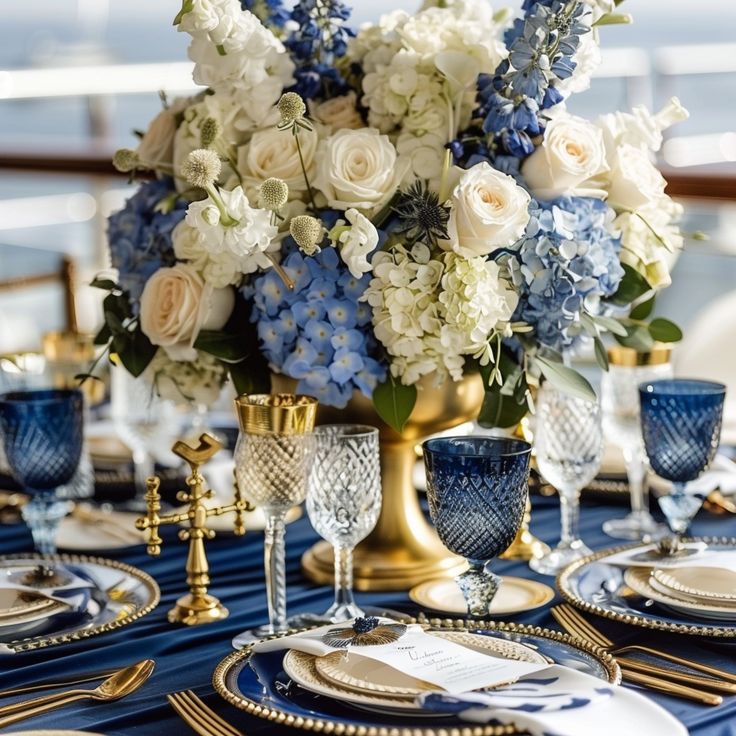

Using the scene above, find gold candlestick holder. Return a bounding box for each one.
[136,433,248,626]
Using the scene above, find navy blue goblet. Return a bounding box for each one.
[0,389,83,576]
[639,379,726,535]
[423,436,532,615]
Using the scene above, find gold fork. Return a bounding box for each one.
[552,604,736,696]
[168,690,244,736]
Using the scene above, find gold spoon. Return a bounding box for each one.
[0,659,155,728]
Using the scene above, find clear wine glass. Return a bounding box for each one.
[530,383,603,576]
[601,347,672,541]
[111,364,176,505]
[423,436,532,615]
[639,379,726,535]
[306,424,381,623]
[0,388,83,584]
[232,393,317,646]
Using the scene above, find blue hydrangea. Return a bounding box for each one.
[508,197,624,352]
[285,0,354,100]
[107,179,187,309]
[249,242,386,408]
[240,0,289,27]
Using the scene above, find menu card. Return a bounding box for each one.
[254,619,550,694]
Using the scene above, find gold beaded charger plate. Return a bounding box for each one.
[0,554,159,654]
[409,576,554,616]
[557,538,736,637]
[212,618,619,736]
[313,630,546,698]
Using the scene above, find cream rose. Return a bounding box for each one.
[238,124,319,196]
[521,113,609,200]
[139,264,234,362]
[136,108,177,170]
[313,128,408,212]
[606,143,667,211]
[310,92,364,132]
[446,162,531,257]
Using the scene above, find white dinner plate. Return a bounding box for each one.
[56,511,144,552]
[409,575,554,616]
[0,588,69,630]
[624,567,736,621]
[651,566,736,605]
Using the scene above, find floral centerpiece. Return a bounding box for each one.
[94,0,688,430]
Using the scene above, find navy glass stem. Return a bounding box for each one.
[423,436,531,615]
[639,379,726,535]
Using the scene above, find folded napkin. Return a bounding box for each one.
[686,453,736,496]
[0,568,94,607]
[418,664,686,736]
[602,542,736,572]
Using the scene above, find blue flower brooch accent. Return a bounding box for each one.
[321,616,407,648]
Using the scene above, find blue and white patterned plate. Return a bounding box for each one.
[212,620,619,736]
[557,537,736,638]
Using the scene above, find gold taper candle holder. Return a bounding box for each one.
[136,433,248,626]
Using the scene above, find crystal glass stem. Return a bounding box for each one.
[264,508,288,634]
[456,559,501,616]
[659,482,703,535]
[21,491,67,557]
[625,446,646,514]
[132,447,154,499]
[324,543,363,622]
[559,486,580,549]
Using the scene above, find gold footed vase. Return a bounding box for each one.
[272,373,485,591]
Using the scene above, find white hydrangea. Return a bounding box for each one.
[174,185,278,287]
[176,0,293,130]
[438,255,518,378]
[363,244,450,385]
[330,208,380,279]
[350,3,508,182]
[144,349,227,407]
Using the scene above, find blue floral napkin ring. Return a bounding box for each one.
[321,616,407,648]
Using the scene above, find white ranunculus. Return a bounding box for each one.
[606,143,667,211]
[446,162,531,257]
[238,124,320,196]
[139,264,234,361]
[310,92,364,132]
[332,208,379,279]
[314,128,408,212]
[521,112,609,200]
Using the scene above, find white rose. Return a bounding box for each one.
[310,92,364,132]
[332,208,380,279]
[446,162,531,257]
[139,264,234,361]
[314,128,409,212]
[606,144,667,211]
[238,124,319,196]
[136,107,178,170]
[521,113,609,201]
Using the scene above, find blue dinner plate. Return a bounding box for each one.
[558,538,736,638]
[213,620,619,736]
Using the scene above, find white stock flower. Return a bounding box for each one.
[556,19,601,97]
[363,244,450,385]
[438,255,518,378]
[331,208,380,279]
[139,263,234,361]
[238,124,320,197]
[179,185,278,286]
[314,128,407,212]
[522,112,609,200]
[145,349,228,407]
[446,163,531,257]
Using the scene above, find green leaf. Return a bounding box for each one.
[615,323,655,351]
[90,277,118,291]
[228,356,271,396]
[593,337,609,371]
[590,314,628,337]
[648,317,683,343]
[74,373,103,384]
[630,295,655,321]
[594,12,632,25]
[173,0,194,25]
[478,381,528,429]
[372,376,417,434]
[93,323,112,346]
[579,312,600,338]
[609,264,653,307]
[117,329,157,378]
[194,330,252,363]
[535,356,597,403]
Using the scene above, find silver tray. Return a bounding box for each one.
[0,553,160,653]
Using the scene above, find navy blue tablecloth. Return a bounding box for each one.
[1,493,735,735]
